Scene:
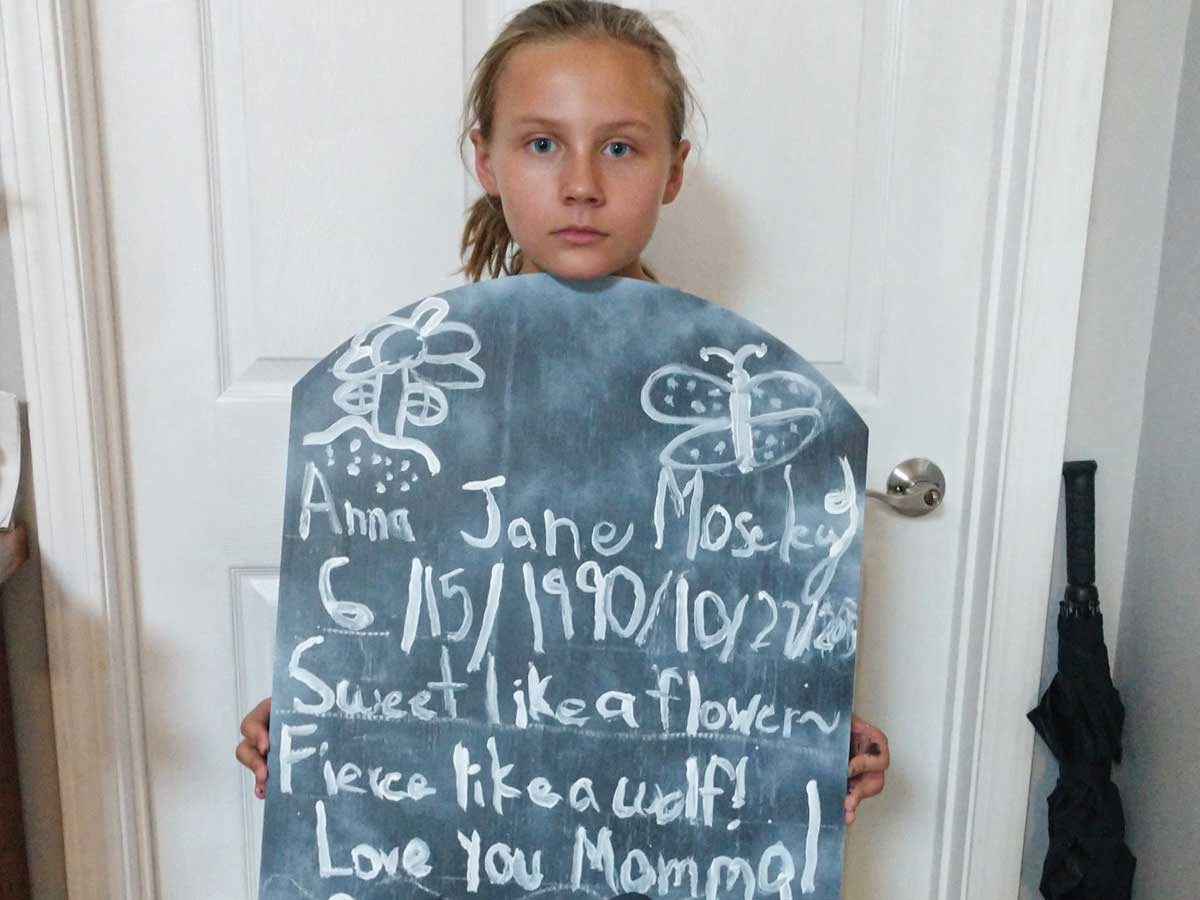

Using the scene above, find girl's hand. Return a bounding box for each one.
[845,714,889,825]
[235,697,272,799]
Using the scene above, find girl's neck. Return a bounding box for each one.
[517,256,654,282]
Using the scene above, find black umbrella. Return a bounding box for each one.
[1027,461,1135,900]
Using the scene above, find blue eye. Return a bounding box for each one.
[605,141,632,158]
[529,137,556,154]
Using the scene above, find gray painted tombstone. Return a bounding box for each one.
[259,274,868,900]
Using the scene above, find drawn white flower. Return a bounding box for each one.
[303,296,485,475]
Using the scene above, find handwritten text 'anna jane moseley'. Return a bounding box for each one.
[295,459,860,666]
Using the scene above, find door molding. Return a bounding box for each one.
[0,1,156,898]
[935,2,1112,897]
[0,0,1110,897]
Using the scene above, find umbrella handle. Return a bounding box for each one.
[1062,460,1098,609]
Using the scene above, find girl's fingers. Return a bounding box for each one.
[843,771,885,824]
[845,718,888,825]
[869,726,890,762]
[256,698,273,752]
[849,771,886,802]
[235,739,267,778]
[240,697,273,753]
[239,708,263,741]
[846,720,890,779]
[235,739,263,773]
[235,739,270,799]
[847,748,889,779]
[237,698,273,799]
[843,788,861,825]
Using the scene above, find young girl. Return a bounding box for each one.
[236,0,889,828]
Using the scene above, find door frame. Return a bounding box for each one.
[0,1,1111,897]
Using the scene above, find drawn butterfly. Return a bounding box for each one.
[640,343,823,475]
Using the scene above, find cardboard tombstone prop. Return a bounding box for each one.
[259,274,868,900]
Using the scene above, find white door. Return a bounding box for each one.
[0,1,1111,899]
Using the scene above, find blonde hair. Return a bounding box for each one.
[458,0,698,281]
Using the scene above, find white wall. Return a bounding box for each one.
[1018,0,1193,895]
[1112,0,1200,894]
[0,166,68,899]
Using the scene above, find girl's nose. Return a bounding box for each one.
[561,153,603,206]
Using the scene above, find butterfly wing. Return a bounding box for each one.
[642,364,733,422]
[661,420,751,472]
[743,370,824,469]
[642,364,743,471]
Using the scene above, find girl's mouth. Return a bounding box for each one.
[555,227,606,245]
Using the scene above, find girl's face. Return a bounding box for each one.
[470,38,690,281]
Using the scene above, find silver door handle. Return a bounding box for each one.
[867,457,945,517]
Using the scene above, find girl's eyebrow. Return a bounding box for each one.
[511,115,652,133]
